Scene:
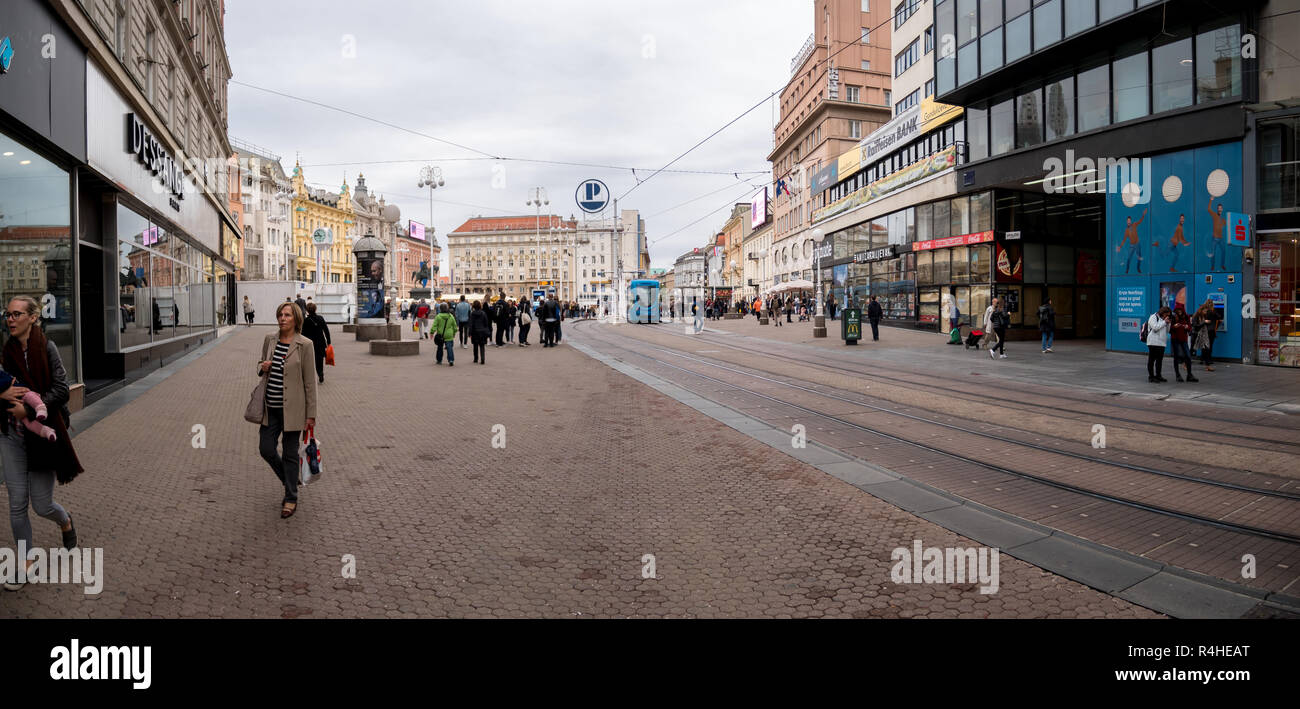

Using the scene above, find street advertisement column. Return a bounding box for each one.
[357,255,385,319]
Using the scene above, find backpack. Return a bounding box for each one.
[1139,320,1149,343]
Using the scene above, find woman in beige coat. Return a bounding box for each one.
[257,302,317,518]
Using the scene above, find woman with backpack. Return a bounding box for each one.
[1192,300,1217,372]
[431,303,457,366]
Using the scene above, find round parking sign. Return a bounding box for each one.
[576,179,609,213]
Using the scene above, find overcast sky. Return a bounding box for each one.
[225,0,809,271]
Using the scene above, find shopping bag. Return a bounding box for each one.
[298,426,322,486]
[325,344,335,366]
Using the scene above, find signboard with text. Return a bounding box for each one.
[913,230,994,251]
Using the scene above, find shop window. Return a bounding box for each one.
[1000,285,1024,325]
[1195,24,1241,104]
[0,133,75,377]
[951,245,970,283]
[970,244,992,283]
[1046,244,1075,283]
[917,251,934,284]
[970,285,992,325]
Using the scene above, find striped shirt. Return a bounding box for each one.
[265,341,290,409]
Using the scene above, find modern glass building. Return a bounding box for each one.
[933,0,1264,358]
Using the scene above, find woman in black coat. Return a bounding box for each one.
[469,300,492,365]
[300,302,332,383]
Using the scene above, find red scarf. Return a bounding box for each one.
[2,325,83,483]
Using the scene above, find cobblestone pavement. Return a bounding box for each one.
[0,325,1156,618]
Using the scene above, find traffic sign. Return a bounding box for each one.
[576,179,609,213]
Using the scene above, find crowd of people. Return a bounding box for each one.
[398,291,595,365]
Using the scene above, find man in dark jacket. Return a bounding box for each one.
[1038,298,1056,353]
[867,295,883,341]
[301,302,332,383]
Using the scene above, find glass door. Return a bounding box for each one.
[1257,233,1299,366]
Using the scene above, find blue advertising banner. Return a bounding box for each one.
[1106,142,1242,357]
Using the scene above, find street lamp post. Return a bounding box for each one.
[810,228,826,338]
[417,164,444,298]
[526,187,549,301]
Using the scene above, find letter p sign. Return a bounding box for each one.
[576,179,610,214]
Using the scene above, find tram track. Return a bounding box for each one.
[645,321,1300,451]
[571,320,1300,594]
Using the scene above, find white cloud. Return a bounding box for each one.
[226,0,808,270]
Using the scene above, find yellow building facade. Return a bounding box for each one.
[290,161,356,283]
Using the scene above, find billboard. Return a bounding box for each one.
[750,188,768,229]
[408,220,425,241]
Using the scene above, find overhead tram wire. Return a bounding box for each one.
[620,7,914,201]
[231,80,768,177]
[298,156,769,176]
[648,180,768,247]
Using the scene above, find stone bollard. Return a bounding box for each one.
[813,314,827,338]
[369,340,419,356]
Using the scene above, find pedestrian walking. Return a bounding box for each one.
[1038,298,1056,353]
[1170,305,1197,382]
[243,295,255,326]
[1145,306,1172,383]
[294,294,308,316]
[991,299,1009,359]
[785,296,793,323]
[867,295,883,341]
[415,299,432,339]
[505,300,516,343]
[455,295,471,349]
[256,302,317,519]
[554,298,565,344]
[300,302,332,384]
[494,298,508,347]
[1192,300,1218,371]
[981,297,1002,357]
[0,295,81,590]
[431,303,457,366]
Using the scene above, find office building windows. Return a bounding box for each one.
[1112,50,1149,122]
[1064,0,1096,36]
[981,27,1003,74]
[990,98,1014,155]
[1195,24,1242,103]
[1152,37,1194,112]
[1034,0,1062,51]
[1044,76,1074,140]
[1076,64,1110,132]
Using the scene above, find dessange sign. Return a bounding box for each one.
[125,113,184,202]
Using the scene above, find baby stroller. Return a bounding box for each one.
[964,327,985,350]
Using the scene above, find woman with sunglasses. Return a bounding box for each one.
[0,296,82,591]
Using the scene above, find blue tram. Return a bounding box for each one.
[628,279,660,324]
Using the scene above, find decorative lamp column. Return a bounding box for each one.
[811,228,827,338]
